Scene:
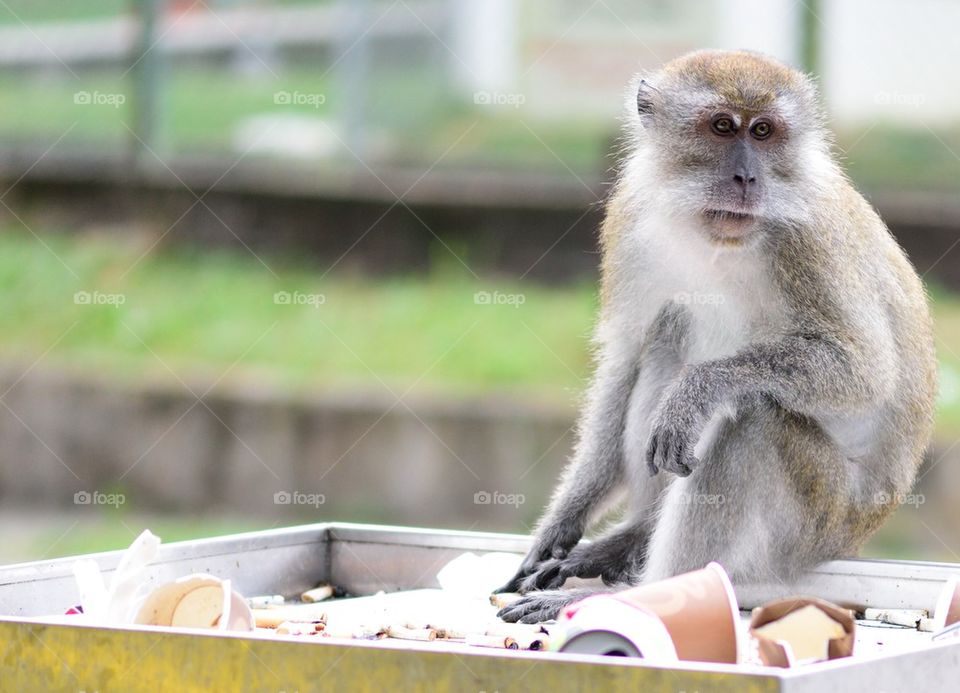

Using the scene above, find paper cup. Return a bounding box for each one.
[933,578,960,631]
[135,574,254,631]
[557,595,678,660]
[557,562,740,663]
[748,596,855,667]
[612,562,741,663]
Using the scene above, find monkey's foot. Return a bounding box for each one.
[496,590,581,624]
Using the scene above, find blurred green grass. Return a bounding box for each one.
[0,0,334,26]
[0,227,595,398]
[0,0,128,25]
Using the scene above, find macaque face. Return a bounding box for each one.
[636,50,823,244]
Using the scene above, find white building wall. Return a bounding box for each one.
[712,0,802,68]
[821,0,960,125]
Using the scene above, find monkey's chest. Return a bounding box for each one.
[660,256,783,365]
[683,298,762,363]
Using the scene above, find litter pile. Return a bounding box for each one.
[52,530,960,667]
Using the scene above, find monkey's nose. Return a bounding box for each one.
[733,171,757,189]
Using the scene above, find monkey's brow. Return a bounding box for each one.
[697,100,779,121]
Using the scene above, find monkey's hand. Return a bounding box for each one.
[645,379,709,477]
[513,540,636,592]
[494,522,584,594]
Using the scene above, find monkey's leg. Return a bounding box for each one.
[495,348,640,593]
[517,309,689,591]
[498,305,689,594]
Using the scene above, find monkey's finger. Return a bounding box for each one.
[679,451,700,476]
[496,604,522,622]
[518,608,555,625]
[497,599,538,623]
[521,561,562,592]
[669,440,690,476]
[669,438,697,476]
[542,574,566,590]
[645,438,660,475]
[541,563,574,590]
[653,434,675,476]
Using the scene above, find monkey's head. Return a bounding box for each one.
[630,49,834,243]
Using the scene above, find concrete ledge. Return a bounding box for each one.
[0,365,576,529]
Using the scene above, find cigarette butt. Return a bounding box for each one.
[466,633,519,650]
[863,608,927,628]
[490,593,522,610]
[919,617,937,632]
[276,621,323,635]
[247,595,285,608]
[404,622,463,640]
[515,633,549,650]
[301,585,335,603]
[386,625,437,641]
[484,624,548,650]
[406,620,476,640]
[253,606,328,629]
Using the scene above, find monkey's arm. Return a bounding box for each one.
[496,335,639,593]
[647,330,886,476]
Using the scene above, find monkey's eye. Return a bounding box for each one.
[711,115,735,136]
[751,120,773,140]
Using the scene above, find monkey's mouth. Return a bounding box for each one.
[702,208,756,242]
[703,209,754,222]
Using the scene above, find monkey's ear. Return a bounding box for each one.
[636,79,657,117]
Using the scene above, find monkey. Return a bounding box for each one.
[496,49,938,624]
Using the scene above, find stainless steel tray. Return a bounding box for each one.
[0,522,958,692]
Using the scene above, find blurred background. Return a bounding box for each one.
[0,0,958,564]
